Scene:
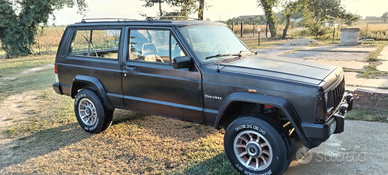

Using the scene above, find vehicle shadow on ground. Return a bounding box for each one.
[0,123,91,169]
[111,109,219,143]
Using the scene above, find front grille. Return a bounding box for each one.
[331,79,345,110]
[316,78,346,123]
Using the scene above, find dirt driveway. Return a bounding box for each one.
[286,120,388,175]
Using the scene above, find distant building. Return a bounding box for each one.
[365,16,382,20]
[238,15,263,20]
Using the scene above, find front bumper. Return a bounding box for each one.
[302,93,353,143]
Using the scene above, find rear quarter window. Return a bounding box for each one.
[69,29,121,59]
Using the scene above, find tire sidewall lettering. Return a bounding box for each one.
[83,118,99,131]
[75,93,86,105]
[235,124,267,135]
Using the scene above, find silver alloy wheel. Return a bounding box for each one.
[233,130,273,171]
[78,98,98,126]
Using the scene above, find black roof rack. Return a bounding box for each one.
[146,16,198,21]
[79,17,199,24]
[81,18,137,23]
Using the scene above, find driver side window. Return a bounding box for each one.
[129,29,185,63]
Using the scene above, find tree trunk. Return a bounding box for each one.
[159,0,162,16]
[260,0,276,37]
[198,0,204,20]
[282,15,291,39]
[267,17,276,37]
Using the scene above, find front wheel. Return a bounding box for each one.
[224,115,291,175]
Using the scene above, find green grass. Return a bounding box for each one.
[0,55,55,101]
[355,41,388,79]
[358,63,388,79]
[366,41,387,62]
[0,88,75,138]
[0,54,54,76]
[346,110,388,123]
[0,68,55,101]
[175,135,238,174]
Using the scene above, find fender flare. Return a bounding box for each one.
[71,75,113,109]
[214,92,310,147]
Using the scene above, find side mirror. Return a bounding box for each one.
[173,56,191,69]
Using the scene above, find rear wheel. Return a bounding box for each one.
[224,115,292,175]
[74,89,114,133]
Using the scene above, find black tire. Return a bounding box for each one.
[74,89,114,133]
[224,115,292,175]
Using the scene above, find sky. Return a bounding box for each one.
[50,0,388,25]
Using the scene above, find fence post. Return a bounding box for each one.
[241,21,243,38]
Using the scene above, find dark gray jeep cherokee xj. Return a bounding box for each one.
[53,18,353,175]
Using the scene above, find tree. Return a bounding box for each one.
[143,0,201,18]
[255,16,266,25]
[280,0,306,39]
[257,0,278,37]
[0,0,87,58]
[143,0,167,16]
[299,0,358,38]
[382,12,388,22]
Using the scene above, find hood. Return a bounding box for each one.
[217,55,338,85]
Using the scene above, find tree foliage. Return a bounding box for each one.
[143,0,167,16]
[299,0,358,38]
[0,0,87,58]
[143,0,207,19]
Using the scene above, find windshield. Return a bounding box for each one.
[178,25,249,62]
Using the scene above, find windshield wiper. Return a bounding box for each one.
[205,50,249,72]
[205,53,241,60]
[205,50,249,60]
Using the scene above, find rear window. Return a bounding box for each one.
[69,29,121,59]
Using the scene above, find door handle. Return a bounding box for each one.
[124,66,136,72]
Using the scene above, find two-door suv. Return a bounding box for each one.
[53,18,353,175]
